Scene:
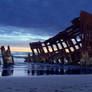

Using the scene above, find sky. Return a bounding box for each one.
[0,0,92,52]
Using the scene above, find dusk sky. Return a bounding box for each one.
[0,0,92,52]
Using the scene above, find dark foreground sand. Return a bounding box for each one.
[0,75,92,92]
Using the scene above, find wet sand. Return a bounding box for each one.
[0,75,92,92]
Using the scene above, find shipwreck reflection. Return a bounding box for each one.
[26,69,64,76]
[26,64,65,76]
[2,65,14,76]
[1,63,92,77]
[26,64,92,76]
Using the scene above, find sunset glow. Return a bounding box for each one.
[10,47,31,52]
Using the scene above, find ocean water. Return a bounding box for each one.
[0,52,64,77]
[0,57,65,77]
[0,52,92,77]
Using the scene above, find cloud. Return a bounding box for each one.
[0,25,52,47]
[0,0,92,49]
[0,0,91,30]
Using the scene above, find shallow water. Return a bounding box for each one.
[0,58,64,76]
[0,57,92,77]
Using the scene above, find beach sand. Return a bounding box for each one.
[0,75,92,92]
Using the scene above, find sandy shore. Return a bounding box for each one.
[0,75,92,92]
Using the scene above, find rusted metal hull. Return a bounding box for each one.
[26,11,92,65]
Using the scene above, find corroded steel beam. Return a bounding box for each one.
[27,11,92,65]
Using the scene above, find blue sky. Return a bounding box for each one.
[0,0,92,51]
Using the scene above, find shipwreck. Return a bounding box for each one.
[25,11,92,66]
[1,46,14,65]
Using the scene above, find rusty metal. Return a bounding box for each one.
[25,11,92,65]
[1,46,14,65]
